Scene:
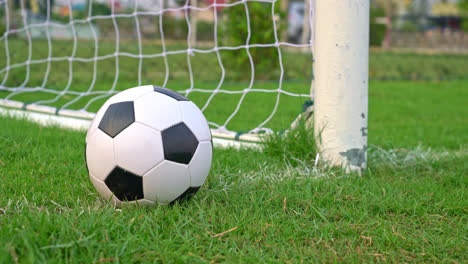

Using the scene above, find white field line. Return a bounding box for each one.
[0,107,261,150]
[212,146,468,188]
[368,145,468,169]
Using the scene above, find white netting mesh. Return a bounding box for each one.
[0,0,314,135]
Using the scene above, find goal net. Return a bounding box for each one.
[0,0,315,141]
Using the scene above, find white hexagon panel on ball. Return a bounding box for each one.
[188,141,213,187]
[143,161,191,205]
[85,129,115,181]
[179,101,211,142]
[114,122,165,176]
[134,91,183,132]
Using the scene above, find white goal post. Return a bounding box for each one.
[313,0,369,172]
[0,0,368,171]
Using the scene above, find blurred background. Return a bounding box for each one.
[1,0,467,81]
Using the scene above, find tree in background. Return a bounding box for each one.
[374,0,426,49]
[370,4,386,46]
[220,1,284,80]
[0,3,5,36]
[460,0,468,32]
[374,0,400,49]
[461,0,468,11]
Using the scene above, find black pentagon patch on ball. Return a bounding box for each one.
[162,122,198,164]
[98,101,135,138]
[169,186,200,205]
[154,86,189,101]
[105,167,143,201]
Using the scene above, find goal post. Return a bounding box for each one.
[313,0,369,172]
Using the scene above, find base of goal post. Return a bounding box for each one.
[0,99,262,150]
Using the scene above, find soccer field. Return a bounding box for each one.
[0,79,466,262]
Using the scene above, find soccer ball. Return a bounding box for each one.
[85,85,212,206]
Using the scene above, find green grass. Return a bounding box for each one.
[370,80,468,150]
[0,77,467,262]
